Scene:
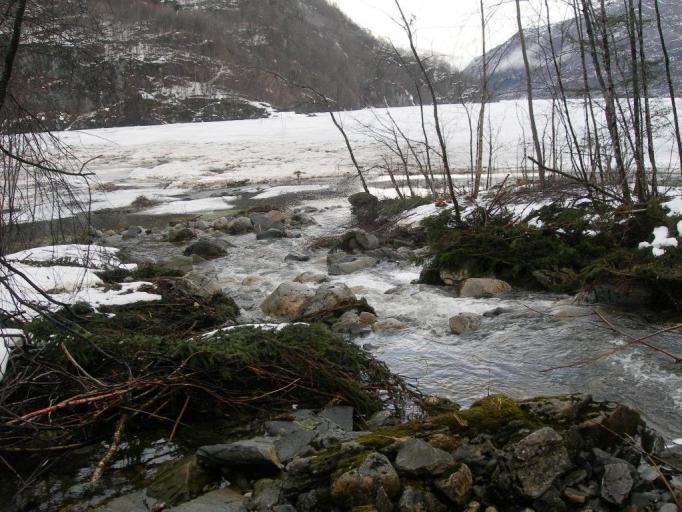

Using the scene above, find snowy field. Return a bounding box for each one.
[51,99,682,217]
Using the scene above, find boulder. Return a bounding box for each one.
[169,227,196,243]
[196,437,281,470]
[435,463,473,506]
[246,479,284,511]
[332,310,370,335]
[319,405,354,431]
[459,278,512,298]
[359,312,378,325]
[147,456,217,506]
[394,438,456,476]
[328,253,378,275]
[261,282,315,318]
[372,318,407,333]
[289,211,316,226]
[122,226,143,240]
[285,252,310,262]
[227,216,253,235]
[601,460,635,505]
[440,268,469,285]
[264,421,316,463]
[182,239,229,260]
[294,272,328,284]
[250,212,285,233]
[397,485,447,512]
[297,283,357,319]
[212,216,231,231]
[257,228,287,240]
[170,489,245,512]
[338,230,381,253]
[504,427,571,499]
[449,313,482,335]
[331,452,401,504]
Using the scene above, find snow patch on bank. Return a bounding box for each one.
[1,244,161,320]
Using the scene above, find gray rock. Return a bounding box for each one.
[285,252,310,262]
[338,230,381,252]
[212,216,231,231]
[436,463,473,506]
[297,283,357,318]
[246,479,284,511]
[331,452,401,504]
[191,220,210,230]
[264,421,316,462]
[293,272,328,284]
[169,489,245,512]
[449,313,482,335]
[459,278,512,298]
[93,492,149,512]
[256,228,286,240]
[261,282,314,318]
[169,227,196,243]
[250,212,285,233]
[601,461,635,505]
[196,437,282,470]
[296,488,331,512]
[332,311,369,335]
[327,253,378,275]
[289,211,316,226]
[372,318,407,333]
[398,485,447,512]
[366,410,396,430]
[659,504,679,512]
[507,427,571,499]
[319,405,354,431]
[183,239,229,260]
[122,226,143,239]
[394,438,456,476]
[227,216,253,235]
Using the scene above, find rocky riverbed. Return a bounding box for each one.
[3,183,682,511]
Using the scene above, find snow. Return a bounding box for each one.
[251,185,328,199]
[0,329,26,383]
[397,203,450,227]
[664,196,682,216]
[140,196,236,215]
[0,244,161,320]
[202,323,308,338]
[638,226,679,257]
[6,244,133,270]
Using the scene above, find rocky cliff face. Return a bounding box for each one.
[11,0,457,130]
[464,0,682,99]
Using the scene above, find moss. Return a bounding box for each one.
[331,451,372,481]
[420,201,682,308]
[427,395,539,440]
[356,425,420,450]
[427,433,463,452]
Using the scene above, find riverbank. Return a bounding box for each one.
[2,182,682,511]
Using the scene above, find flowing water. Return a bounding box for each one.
[112,188,682,442]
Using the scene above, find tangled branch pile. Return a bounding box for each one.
[0,277,413,458]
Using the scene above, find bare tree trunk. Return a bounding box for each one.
[625,0,647,202]
[653,0,682,176]
[581,0,632,204]
[474,0,488,199]
[515,0,544,186]
[638,0,657,195]
[0,0,28,111]
[393,0,461,221]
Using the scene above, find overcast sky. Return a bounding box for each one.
[331,0,575,68]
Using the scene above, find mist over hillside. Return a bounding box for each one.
[464,0,682,99]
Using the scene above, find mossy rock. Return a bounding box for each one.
[147,456,218,506]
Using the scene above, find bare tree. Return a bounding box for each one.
[515,0,545,186]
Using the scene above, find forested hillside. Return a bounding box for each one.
[11,0,461,129]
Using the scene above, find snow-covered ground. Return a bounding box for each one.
[44,99,681,220]
[0,245,161,321]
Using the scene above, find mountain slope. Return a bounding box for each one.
[464,0,682,99]
[11,0,450,129]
